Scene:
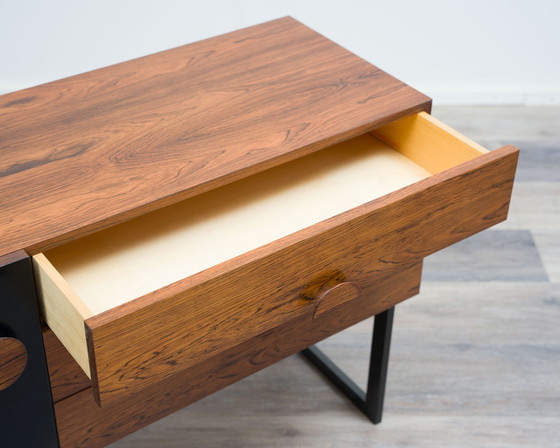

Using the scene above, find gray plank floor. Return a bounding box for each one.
[110,106,560,448]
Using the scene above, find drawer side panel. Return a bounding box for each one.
[33,254,92,377]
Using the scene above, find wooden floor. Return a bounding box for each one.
[110,106,560,448]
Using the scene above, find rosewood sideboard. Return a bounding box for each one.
[0,17,518,448]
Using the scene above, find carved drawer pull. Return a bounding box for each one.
[313,282,362,319]
[0,337,28,391]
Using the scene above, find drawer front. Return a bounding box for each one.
[57,261,422,448]
[82,143,517,406]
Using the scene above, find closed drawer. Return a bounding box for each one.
[55,262,423,448]
[33,112,518,406]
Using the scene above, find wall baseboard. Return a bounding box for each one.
[1,85,560,106]
[421,88,560,105]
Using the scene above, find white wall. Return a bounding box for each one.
[1,0,559,104]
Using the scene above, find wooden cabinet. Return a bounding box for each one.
[0,17,518,448]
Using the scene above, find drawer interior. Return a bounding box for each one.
[40,133,431,316]
[33,111,489,378]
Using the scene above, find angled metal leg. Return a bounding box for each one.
[0,251,60,447]
[301,307,395,424]
[365,306,394,423]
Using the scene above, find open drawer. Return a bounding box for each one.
[33,112,518,406]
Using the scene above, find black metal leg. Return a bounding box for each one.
[0,251,60,448]
[365,306,394,423]
[301,307,395,424]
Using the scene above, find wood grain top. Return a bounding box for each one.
[0,17,430,257]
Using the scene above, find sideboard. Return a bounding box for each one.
[0,17,518,447]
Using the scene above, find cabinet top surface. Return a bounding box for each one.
[0,16,430,257]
